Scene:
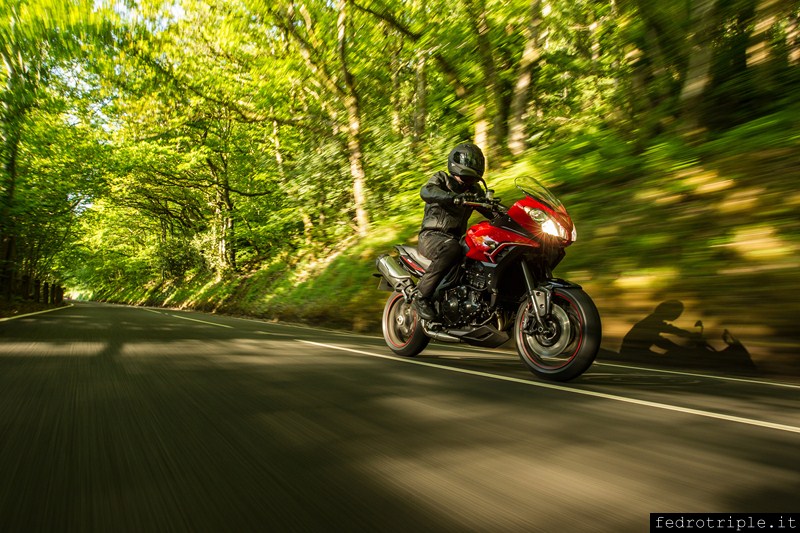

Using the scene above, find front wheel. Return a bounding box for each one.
[382,292,430,357]
[514,287,601,381]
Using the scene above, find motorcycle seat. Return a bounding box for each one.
[395,245,432,273]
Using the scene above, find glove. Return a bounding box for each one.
[453,192,480,206]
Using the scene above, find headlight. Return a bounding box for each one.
[542,219,569,240]
[524,207,569,240]
[523,206,549,224]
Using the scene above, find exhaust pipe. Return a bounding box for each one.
[376,255,415,292]
[421,324,461,343]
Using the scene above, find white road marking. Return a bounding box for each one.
[167,314,234,328]
[452,345,800,390]
[131,304,800,390]
[0,304,74,322]
[138,307,233,328]
[594,361,800,390]
[299,340,800,436]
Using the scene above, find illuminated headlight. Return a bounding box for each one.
[571,226,577,242]
[523,206,572,240]
[541,219,569,240]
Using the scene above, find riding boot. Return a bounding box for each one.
[413,296,437,321]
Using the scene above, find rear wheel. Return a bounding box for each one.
[514,287,601,381]
[382,292,430,357]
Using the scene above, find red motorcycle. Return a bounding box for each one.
[375,177,601,381]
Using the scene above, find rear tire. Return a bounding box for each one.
[514,287,601,381]
[382,292,430,357]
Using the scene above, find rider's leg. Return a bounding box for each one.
[414,232,461,319]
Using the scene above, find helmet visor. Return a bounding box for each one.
[455,151,480,169]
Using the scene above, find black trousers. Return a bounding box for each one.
[416,230,462,298]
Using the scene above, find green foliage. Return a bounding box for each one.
[3,0,800,364]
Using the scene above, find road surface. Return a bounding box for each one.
[1,302,798,532]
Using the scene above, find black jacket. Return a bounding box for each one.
[419,171,489,237]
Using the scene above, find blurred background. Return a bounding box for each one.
[1,0,798,374]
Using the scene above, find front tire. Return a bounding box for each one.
[382,292,430,357]
[514,287,601,381]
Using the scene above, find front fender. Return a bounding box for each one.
[540,278,582,290]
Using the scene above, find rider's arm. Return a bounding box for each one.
[662,322,693,338]
[467,184,495,218]
[420,172,456,205]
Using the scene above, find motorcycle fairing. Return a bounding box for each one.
[507,196,575,245]
[443,324,509,348]
[465,221,539,262]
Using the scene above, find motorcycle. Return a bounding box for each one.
[375,176,602,382]
[670,321,757,373]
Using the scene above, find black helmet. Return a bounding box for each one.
[447,143,485,182]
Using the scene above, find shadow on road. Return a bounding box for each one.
[598,299,759,375]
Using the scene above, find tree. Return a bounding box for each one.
[1,0,109,299]
[508,0,543,155]
[257,0,370,237]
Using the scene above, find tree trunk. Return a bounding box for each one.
[273,114,314,245]
[508,0,543,156]
[390,36,403,136]
[272,115,285,176]
[0,124,20,301]
[301,211,314,246]
[217,187,236,270]
[474,103,490,166]
[747,0,782,68]
[413,52,427,144]
[207,151,236,271]
[632,1,687,135]
[679,0,718,133]
[788,13,800,66]
[465,0,500,162]
[344,96,369,238]
[338,0,369,237]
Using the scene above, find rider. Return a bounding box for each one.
[413,143,492,320]
[620,300,693,357]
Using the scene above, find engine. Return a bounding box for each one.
[465,261,490,290]
[438,263,495,326]
[440,286,484,326]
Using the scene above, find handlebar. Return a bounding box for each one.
[462,199,508,215]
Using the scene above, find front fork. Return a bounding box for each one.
[521,261,553,333]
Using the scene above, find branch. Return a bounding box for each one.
[352,0,469,98]
[352,1,422,40]
[268,3,346,98]
[143,54,289,124]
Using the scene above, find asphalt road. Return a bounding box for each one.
[1,302,798,532]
